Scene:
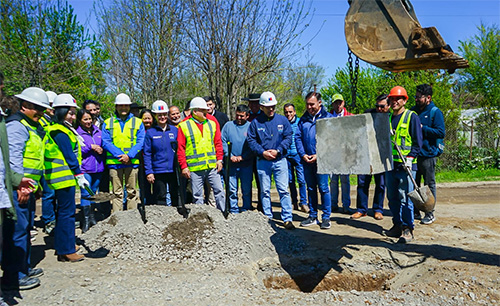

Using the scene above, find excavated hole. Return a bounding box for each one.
[264,270,395,293]
[162,212,215,251]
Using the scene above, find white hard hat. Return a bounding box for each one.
[53,94,79,109]
[15,87,51,109]
[45,91,57,104]
[151,100,169,113]
[189,97,210,110]
[115,93,132,105]
[259,91,277,106]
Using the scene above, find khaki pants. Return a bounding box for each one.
[109,167,139,213]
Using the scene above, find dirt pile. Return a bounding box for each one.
[81,205,306,268]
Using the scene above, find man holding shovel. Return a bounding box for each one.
[383,86,422,243]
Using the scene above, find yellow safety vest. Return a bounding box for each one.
[20,119,44,182]
[44,123,82,189]
[178,118,217,171]
[390,109,417,163]
[104,116,141,165]
[39,115,50,128]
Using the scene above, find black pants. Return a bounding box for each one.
[152,172,179,207]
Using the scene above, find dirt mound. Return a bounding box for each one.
[81,205,306,268]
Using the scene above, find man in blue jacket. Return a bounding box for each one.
[411,84,445,224]
[283,103,308,213]
[247,92,294,229]
[295,91,333,229]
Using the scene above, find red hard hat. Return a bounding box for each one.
[388,86,408,100]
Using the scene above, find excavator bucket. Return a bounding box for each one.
[345,0,469,72]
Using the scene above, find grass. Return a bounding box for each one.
[436,168,500,183]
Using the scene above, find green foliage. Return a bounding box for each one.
[436,168,500,183]
[458,23,500,109]
[0,0,108,105]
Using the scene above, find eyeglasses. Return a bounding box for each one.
[375,104,388,108]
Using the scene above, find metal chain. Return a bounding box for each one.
[348,48,360,109]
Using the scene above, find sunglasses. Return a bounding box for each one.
[34,104,46,112]
[375,104,388,108]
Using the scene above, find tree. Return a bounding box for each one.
[96,0,185,106]
[458,23,500,109]
[0,0,107,102]
[184,0,312,116]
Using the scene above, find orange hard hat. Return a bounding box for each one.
[388,86,408,100]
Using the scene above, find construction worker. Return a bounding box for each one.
[177,97,225,211]
[102,93,145,213]
[329,93,353,214]
[283,103,308,213]
[296,91,333,229]
[2,87,51,290]
[39,91,57,235]
[221,104,253,213]
[352,94,390,221]
[44,94,88,262]
[383,86,422,243]
[247,92,294,230]
[144,100,178,207]
[412,84,445,224]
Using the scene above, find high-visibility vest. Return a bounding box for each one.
[44,123,82,189]
[178,118,217,171]
[19,119,44,182]
[39,115,51,128]
[104,116,141,165]
[390,109,417,163]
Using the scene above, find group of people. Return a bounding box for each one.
[0,73,445,295]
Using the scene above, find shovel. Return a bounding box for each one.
[392,141,435,213]
[82,185,118,204]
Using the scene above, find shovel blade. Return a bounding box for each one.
[409,186,435,213]
[82,192,118,203]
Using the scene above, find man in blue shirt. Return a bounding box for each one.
[295,91,333,229]
[102,93,145,213]
[411,84,445,225]
[247,92,294,229]
[221,105,253,213]
[284,103,308,213]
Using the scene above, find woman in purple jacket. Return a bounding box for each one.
[76,109,104,232]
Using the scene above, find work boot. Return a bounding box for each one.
[299,204,310,213]
[374,212,384,220]
[81,206,90,233]
[89,204,97,227]
[350,212,367,219]
[398,227,414,244]
[383,225,402,238]
[57,253,85,262]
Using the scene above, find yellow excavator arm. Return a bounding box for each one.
[345,0,469,72]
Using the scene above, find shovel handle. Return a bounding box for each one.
[84,184,95,196]
[391,140,419,189]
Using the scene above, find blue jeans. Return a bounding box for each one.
[330,174,351,209]
[40,175,56,224]
[257,158,293,222]
[79,173,102,207]
[228,165,253,213]
[303,163,331,221]
[386,168,415,229]
[287,154,307,206]
[356,173,385,214]
[54,186,77,255]
[2,192,35,284]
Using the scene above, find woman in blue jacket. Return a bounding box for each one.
[144,101,178,206]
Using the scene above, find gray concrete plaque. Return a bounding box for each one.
[316,113,393,175]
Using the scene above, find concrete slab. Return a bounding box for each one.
[316,113,393,175]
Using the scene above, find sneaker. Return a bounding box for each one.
[350,212,367,219]
[383,225,402,238]
[44,220,56,235]
[28,268,44,278]
[421,212,435,225]
[398,227,414,244]
[320,219,331,229]
[300,217,318,227]
[20,276,40,290]
[30,229,38,237]
[284,221,295,230]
